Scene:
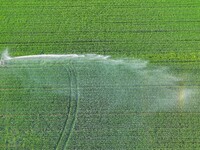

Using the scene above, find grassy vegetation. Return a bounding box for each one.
[1,56,200,149]
[0,0,200,61]
[1,0,200,149]
[0,59,72,149]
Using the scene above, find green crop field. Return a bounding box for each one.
[1,0,200,61]
[1,0,200,150]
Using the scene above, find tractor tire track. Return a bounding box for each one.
[55,63,72,150]
[55,61,79,150]
[63,62,79,150]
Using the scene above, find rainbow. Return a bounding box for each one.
[178,85,185,110]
